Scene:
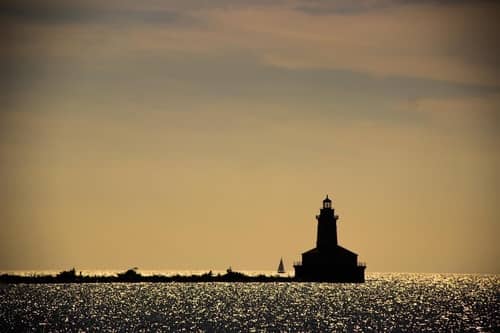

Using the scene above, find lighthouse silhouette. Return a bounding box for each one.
[294,195,366,282]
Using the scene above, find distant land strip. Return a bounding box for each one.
[0,268,295,284]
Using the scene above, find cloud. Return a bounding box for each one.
[0,1,189,26]
[294,0,497,15]
[199,2,500,86]
[1,0,499,88]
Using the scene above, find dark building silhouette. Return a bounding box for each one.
[294,195,366,282]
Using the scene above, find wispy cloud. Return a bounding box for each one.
[294,0,496,15]
[199,2,500,86]
[1,0,499,87]
[0,1,192,26]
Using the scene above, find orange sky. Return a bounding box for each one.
[1,0,499,273]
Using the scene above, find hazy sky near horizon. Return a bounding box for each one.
[1,0,499,273]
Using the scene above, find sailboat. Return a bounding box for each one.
[277,258,286,274]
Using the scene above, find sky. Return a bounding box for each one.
[1,0,499,273]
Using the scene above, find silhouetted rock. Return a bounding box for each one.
[117,267,142,281]
[56,268,77,282]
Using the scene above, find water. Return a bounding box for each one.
[1,273,498,332]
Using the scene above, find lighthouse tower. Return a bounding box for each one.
[316,195,338,250]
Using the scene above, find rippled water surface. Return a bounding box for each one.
[1,273,498,332]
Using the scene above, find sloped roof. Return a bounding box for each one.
[302,245,358,256]
[337,245,358,256]
[302,248,319,255]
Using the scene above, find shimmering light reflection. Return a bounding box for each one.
[0,274,498,331]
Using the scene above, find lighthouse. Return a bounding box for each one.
[316,195,338,250]
[294,195,366,282]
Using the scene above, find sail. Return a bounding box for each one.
[277,258,285,273]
